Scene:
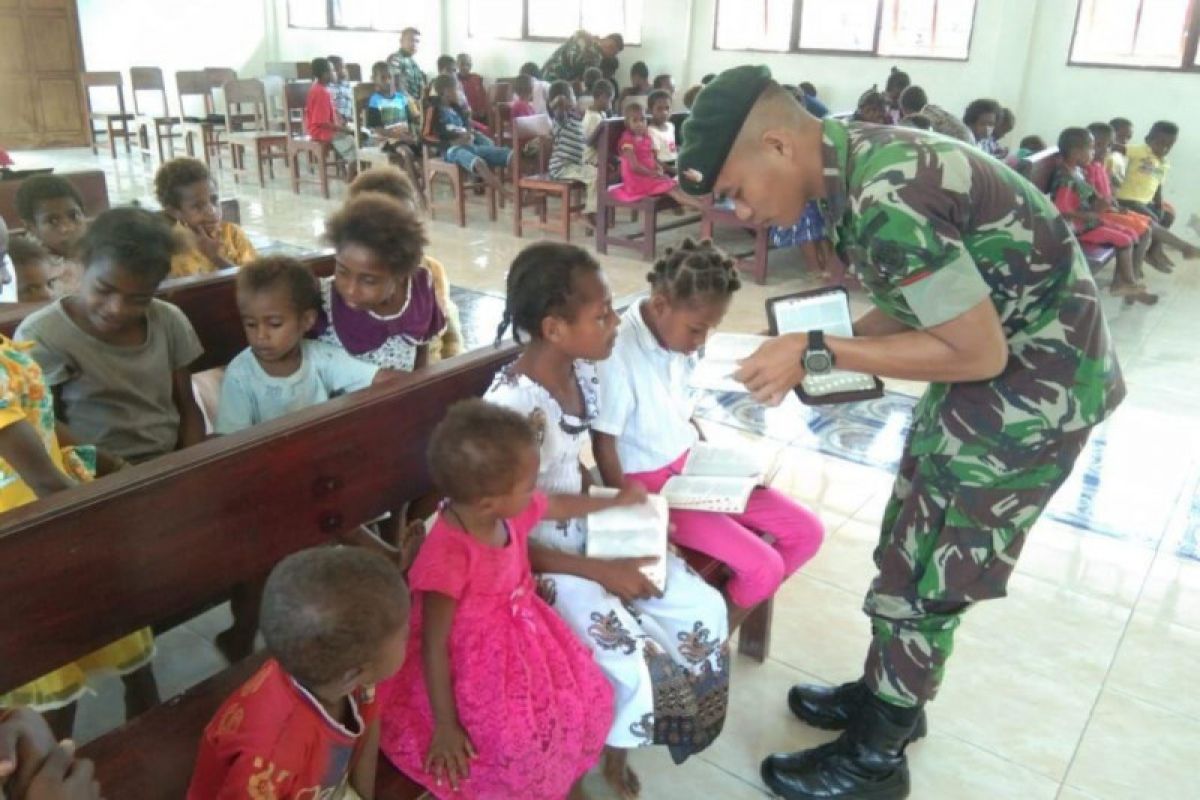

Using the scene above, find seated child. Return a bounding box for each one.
[646,89,678,173]
[0,331,157,741]
[14,175,87,296]
[682,84,702,111]
[7,236,56,302]
[456,53,490,120]
[379,399,640,798]
[770,199,840,277]
[592,239,824,622]
[1052,127,1154,304]
[518,62,550,114]
[328,55,355,124]
[618,60,651,103]
[798,81,828,118]
[582,79,614,166]
[609,103,696,208]
[314,193,445,371]
[216,257,388,434]
[581,65,603,95]
[436,54,488,136]
[365,60,422,188]
[1114,120,1190,271]
[901,114,932,130]
[511,74,537,119]
[1105,116,1133,188]
[306,57,358,178]
[347,168,463,362]
[427,74,510,198]
[853,89,888,125]
[15,208,205,469]
[154,157,256,278]
[188,547,411,800]
[547,81,599,227]
[485,242,730,797]
[1015,135,1047,159]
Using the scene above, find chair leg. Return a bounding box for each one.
[559,189,570,241]
[641,203,656,261]
[486,183,497,222]
[256,144,267,187]
[104,121,115,158]
[596,204,609,254]
[513,188,523,237]
[737,598,773,663]
[290,149,301,194]
[454,172,467,228]
[319,151,330,199]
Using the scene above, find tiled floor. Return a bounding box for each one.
[15,147,1200,799]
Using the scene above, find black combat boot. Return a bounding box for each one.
[788,680,927,741]
[761,693,920,800]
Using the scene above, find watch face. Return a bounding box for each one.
[806,352,832,373]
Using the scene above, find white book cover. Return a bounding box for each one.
[586,489,669,591]
[689,333,769,393]
[660,475,755,514]
[682,441,779,483]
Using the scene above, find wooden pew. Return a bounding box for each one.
[1019,147,1115,274]
[0,170,109,229]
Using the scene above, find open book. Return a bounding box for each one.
[660,442,781,513]
[586,489,669,591]
[689,333,768,393]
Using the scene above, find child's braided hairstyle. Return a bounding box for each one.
[646,238,741,304]
[496,242,602,345]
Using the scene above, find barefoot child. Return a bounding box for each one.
[427,74,511,199]
[646,89,678,174]
[485,242,731,797]
[0,333,156,741]
[379,399,640,799]
[14,176,88,296]
[15,208,205,471]
[188,547,411,800]
[154,157,256,278]
[315,194,446,371]
[610,104,697,209]
[592,239,824,627]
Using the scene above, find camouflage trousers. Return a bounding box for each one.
[862,427,1091,708]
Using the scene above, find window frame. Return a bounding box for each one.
[711,0,979,62]
[1066,0,1200,72]
[286,0,410,32]
[467,0,644,45]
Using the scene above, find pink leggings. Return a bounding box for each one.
[627,450,825,608]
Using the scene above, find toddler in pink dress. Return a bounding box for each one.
[609,103,692,206]
[379,399,645,800]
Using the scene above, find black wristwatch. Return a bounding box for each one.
[802,330,835,375]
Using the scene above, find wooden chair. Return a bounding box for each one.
[203,67,238,124]
[130,67,180,161]
[346,62,363,82]
[494,100,515,150]
[594,118,695,261]
[283,80,346,199]
[81,72,133,157]
[488,81,513,143]
[176,71,222,168]
[221,79,289,187]
[512,114,586,241]
[421,103,498,228]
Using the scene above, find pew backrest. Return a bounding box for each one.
[0,169,110,230]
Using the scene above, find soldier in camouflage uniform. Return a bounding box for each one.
[540,30,625,83]
[677,66,1124,800]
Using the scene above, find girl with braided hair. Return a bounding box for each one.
[485,241,730,798]
[592,239,824,629]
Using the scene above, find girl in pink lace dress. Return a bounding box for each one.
[609,103,695,207]
[378,399,645,799]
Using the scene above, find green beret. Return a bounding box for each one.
[678,65,773,195]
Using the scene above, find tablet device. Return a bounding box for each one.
[766,287,884,405]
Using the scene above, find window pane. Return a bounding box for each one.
[714,0,793,51]
[1071,0,1189,67]
[583,0,644,46]
[528,0,583,38]
[878,0,975,58]
[288,0,328,28]
[799,0,880,52]
[469,0,523,38]
[331,0,418,31]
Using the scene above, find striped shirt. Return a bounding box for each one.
[549,113,586,178]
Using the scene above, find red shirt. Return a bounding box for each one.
[511,98,536,119]
[305,82,337,143]
[187,659,377,799]
[459,73,489,118]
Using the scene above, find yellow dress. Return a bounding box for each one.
[0,336,155,711]
[424,255,463,363]
[168,220,258,279]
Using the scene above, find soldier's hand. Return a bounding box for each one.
[733,334,808,407]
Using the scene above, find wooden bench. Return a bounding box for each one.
[1019,147,1115,274]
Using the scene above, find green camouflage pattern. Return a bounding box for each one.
[540,30,605,82]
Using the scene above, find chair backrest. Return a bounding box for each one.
[495,101,514,147]
[512,113,552,181]
[222,79,269,132]
[595,117,626,190]
[284,80,313,137]
[264,61,300,80]
[296,61,314,80]
[620,94,648,113]
[130,66,169,116]
[175,70,213,121]
[346,62,363,82]
[670,111,689,147]
[1025,147,1061,193]
[81,71,127,117]
[490,81,513,104]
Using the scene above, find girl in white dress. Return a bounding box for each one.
[484,242,730,800]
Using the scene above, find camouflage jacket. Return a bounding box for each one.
[819,119,1125,457]
[541,30,604,82]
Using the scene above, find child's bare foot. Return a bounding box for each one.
[1145,250,1174,273]
[603,747,641,799]
[1182,244,1200,260]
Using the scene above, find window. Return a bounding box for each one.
[1069,0,1200,69]
[713,0,977,60]
[287,0,426,31]
[467,0,644,45]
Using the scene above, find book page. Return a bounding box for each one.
[586,491,668,590]
[661,475,755,513]
[689,333,768,393]
[773,292,878,393]
[683,441,768,480]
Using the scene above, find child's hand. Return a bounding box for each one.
[425,721,477,791]
[23,745,101,800]
[192,225,224,264]
[94,449,130,477]
[614,483,647,507]
[594,557,663,603]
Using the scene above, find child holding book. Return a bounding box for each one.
[592,239,824,626]
[485,242,730,799]
[379,399,640,799]
[154,157,256,278]
[188,547,411,799]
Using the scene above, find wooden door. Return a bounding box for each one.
[0,0,88,148]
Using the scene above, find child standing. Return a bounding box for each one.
[154,157,256,278]
[189,547,411,800]
[379,399,639,799]
[486,243,730,798]
[592,239,824,623]
[305,57,358,178]
[315,193,445,371]
[7,236,57,302]
[1052,127,1154,305]
[347,168,462,362]
[547,81,599,227]
[0,333,157,741]
[15,208,205,469]
[14,176,87,296]
[609,103,695,208]
[646,89,678,174]
[427,74,511,198]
